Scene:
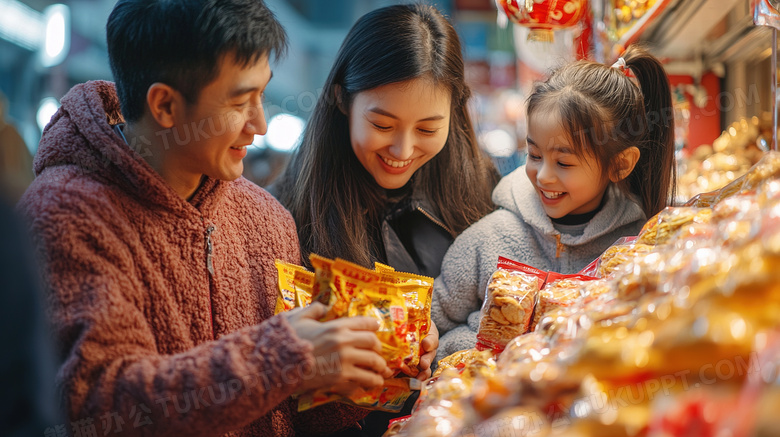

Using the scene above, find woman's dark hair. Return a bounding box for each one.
[107,0,287,122]
[526,45,676,218]
[276,4,498,268]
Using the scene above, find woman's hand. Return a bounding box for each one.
[416,322,439,380]
[284,303,392,395]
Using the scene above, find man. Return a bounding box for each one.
[18,1,394,435]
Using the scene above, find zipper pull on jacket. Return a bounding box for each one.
[554,233,564,258]
[205,224,216,275]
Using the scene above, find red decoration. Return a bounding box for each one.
[496,0,588,43]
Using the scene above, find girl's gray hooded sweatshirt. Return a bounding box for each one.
[431,166,646,362]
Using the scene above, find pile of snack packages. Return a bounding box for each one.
[273,255,433,412]
[677,115,769,202]
[385,152,780,437]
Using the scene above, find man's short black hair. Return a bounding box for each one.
[107,0,287,122]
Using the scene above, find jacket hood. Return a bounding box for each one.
[34,81,222,214]
[491,165,646,245]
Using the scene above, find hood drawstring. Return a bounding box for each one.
[555,234,564,258]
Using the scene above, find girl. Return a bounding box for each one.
[431,45,676,362]
[274,4,498,281]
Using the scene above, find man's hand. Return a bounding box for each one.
[284,303,392,394]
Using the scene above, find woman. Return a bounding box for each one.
[274,4,498,435]
[276,4,498,279]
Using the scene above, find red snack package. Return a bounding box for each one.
[476,257,546,352]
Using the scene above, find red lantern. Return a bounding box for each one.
[497,0,587,43]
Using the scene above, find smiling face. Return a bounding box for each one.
[173,52,272,183]
[525,111,610,219]
[348,77,451,189]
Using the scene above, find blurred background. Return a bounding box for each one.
[0,0,777,203]
[0,0,529,204]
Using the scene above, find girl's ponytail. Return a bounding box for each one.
[622,45,676,216]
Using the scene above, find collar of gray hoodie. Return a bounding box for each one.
[490,165,647,247]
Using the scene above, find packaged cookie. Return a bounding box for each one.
[528,272,595,332]
[637,207,713,246]
[712,193,760,222]
[739,149,780,193]
[580,278,616,304]
[596,240,654,278]
[685,150,780,207]
[476,257,545,352]
[758,179,780,207]
[432,348,496,380]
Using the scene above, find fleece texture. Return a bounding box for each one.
[430,166,646,362]
[18,81,367,437]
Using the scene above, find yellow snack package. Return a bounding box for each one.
[377,270,434,374]
[326,258,378,321]
[274,260,298,315]
[293,268,314,308]
[348,289,408,369]
[298,258,416,413]
[309,254,336,311]
[297,377,421,413]
[329,258,409,368]
[374,262,396,273]
[274,260,315,314]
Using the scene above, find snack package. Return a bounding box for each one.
[496,332,583,411]
[738,149,780,193]
[294,267,314,308]
[637,207,713,246]
[578,236,651,279]
[758,178,780,206]
[310,254,336,309]
[496,332,552,375]
[329,258,409,369]
[348,288,409,370]
[274,260,298,315]
[300,258,417,413]
[533,304,592,348]
[685,150,780,207]
[432,348,496,380]
[374,262,396,273]
[384,415,412,437]
[470,406,549,437]
[528,273,596,332]
[389,383,476,437]
[377,269,434,374]
[274,260,315,314]
[298,377,421,413]
[596,239,654,278]
[421,351,497,411]
[476,257,545,352]
[580,278,617,304]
